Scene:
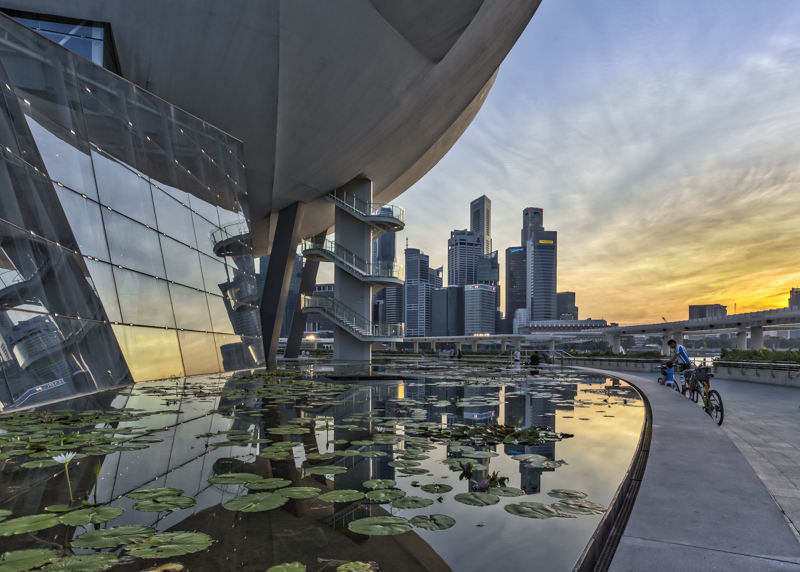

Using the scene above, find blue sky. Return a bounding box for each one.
[390,0,800,324]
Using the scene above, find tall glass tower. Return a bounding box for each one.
[470,195,492,255]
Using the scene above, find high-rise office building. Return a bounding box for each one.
[688,304,727,319]
[522,207,544,245]
[373,213,397,275]
[477,251,502,331]
[432,286,465,336]
[448,230,483,286]
[470,195,492,254]
[465,284,497,335]
[527,231,557,320]
[789,289,800,309]
[405,248,437,337]
[557,292,578,320]
[506,246,528,324]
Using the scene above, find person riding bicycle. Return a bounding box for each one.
[666,339,693,386]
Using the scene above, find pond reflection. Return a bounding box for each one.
[0,363,643,572]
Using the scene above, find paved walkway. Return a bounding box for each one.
[579,368,800,572]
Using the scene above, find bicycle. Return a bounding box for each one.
[681,366,724,426]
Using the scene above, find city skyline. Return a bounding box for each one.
[365,0,800,326]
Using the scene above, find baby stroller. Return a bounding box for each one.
[657,362,682,391]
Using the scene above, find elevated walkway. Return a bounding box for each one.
[301,295,402,342]
[325,188,404,239]
[301,239,403,286]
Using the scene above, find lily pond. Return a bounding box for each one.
[0,361,644,572]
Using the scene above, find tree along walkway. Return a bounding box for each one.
[578,367,800,572]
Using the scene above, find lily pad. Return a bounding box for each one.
[275,487,320,499]
[493,487,525,497]
[224,493,289,512]
[127,488,184,500]
[504,502,564,519]
[420,484,452,494]
[547,489,588,500]
[127,532,213,558]
[453,492,499,507]
[59,507,124,526]
[207,473,262,485]
[0,510,10,521]
[306,453,335,461]
[0,549,58,572]
[20,459,59,469]
[132,497,196,512]
[336,563,375,572]
[409,514,456,531]
[460,451,498,459]
[266,564,305,572]
[363,479,395,489]
[391,496,433,510]
[388,460,420,468]
[246,478,292,491]
[348,516,411,536]
[398,468,429,475]
[72,525,156,548]
[41,553,117,572]
[365,489,406,503]
[551,499,607,515]
[334,450,360,457]
[318,490,364,503]
[305,466,347,475]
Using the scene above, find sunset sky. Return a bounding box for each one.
[324,0,800,325]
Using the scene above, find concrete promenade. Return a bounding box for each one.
[579,368,800,571]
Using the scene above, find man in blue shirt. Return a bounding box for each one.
[667,339,692,372]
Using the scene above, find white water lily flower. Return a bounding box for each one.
[52,452,76,464]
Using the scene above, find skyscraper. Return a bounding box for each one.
[506,246,528,324]
[464,284,497,335]
[527,231,557,320]
[790,289,800,309]
[372,220,403,327]
[432,286,465,336]
[477,251,502,331]
[448,230,483,286]
[522,207,544,245]
[556,292,578,320]
[470,195,492,254]
[405,248,437,337]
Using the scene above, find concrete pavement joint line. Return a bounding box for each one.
[623,535,800,566]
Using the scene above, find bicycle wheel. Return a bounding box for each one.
[706,389,724,426]
[682,386,699,403]
[657,376,665,385]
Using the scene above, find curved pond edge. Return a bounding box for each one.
[572,373,652,572]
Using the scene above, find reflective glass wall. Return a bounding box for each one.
[0,14,261,408]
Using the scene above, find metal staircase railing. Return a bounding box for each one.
[301,239,402,282]
[301,295,403,339]
[327,188,405,227]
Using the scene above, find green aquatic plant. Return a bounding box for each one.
[0,514,61,536]
[546,489,588,500]
[0,548,58,572]
[318,490,364,503]
[71,525,156,548]
[365,489,405,502]
[390,496,433,510]
[503,502,569,519]
[42,552,118,571]
[266,563,306,572]
[453,492,499,507]
[127,532,213,558]
[52,452,76,504]
[348,516,411,536]
[551,499,607,515]
[59,507,123,526]
[409,514,456,531]
[362,479,395,489]
[224,493,288,512]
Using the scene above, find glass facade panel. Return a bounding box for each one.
[93,151,157,228]
[177,331,220,377]
[103,210,166,278]
[152,188,197,248]
[0,14,259,406]
[113,267,176,328]
[53,185,109,261]
[160,236,205,290]
[84,259,121,322]
[111,325,185,381]
[169,283,212,331]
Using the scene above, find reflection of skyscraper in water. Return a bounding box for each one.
[504,389,557,494]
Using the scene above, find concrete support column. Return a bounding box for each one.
[514,339,521,352]
[750,326,764,350]
[413,341,419,352]
[662,336,671,356]
[285,229,327,358]
[612,335,621,354]
[673,332,684,345]
[260,201,305,366]
[471,339,478,351]
[334,177,373,361]
[549,339,556,353]
[390,342,396,351]
[737,331,747,350]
